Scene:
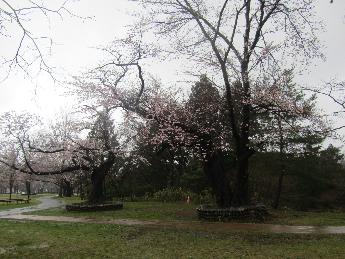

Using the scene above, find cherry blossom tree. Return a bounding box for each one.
[66,1,325,206]
[73,38,321,207]
[0,112,81,196]
[0,108,127,203]
[130,0,324,206]
[1,147,20,199]
[78,107,121,202]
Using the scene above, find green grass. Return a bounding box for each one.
[0,220,345,258]
[31,197,345,226]
[32,198,198,221]
[3,196,345,257]
[0,194,40,211]
[269,209,345,226]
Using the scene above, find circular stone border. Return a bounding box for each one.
[196,204,268,221]
[66,202,123,212]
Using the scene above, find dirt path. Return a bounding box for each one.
[3,213,345,234]
[1,197,345,234]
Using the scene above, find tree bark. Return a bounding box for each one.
[25,180,31,200]
[62,180,73,197]
[273,165,285,209]
[87,153,115,203]
[273,118,286,209]
[9,176,14,200]
[79,174,85,200]
[203,150,232,207]
[58,179,63,197]
[232,148,251,206]
[88,169,106,203]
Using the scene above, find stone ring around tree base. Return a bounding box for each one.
[197,204,268,222]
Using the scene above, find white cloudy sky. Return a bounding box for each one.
[0,0,137,116]
[0,0,344,142]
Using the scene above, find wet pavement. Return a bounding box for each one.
[175,222,345,234]
[4,213,345,234]
[1,197,345,234]
[0,196,64,217]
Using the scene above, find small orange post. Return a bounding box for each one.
[186,195,191,204]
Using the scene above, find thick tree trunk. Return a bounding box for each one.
[232,154,250,206]
[221,62,253,207]
[203,150,232,207]
[25,181,31,200]
[273,165,285,209]
[88,169,106,203]
[9,178,14,200]
[231,67,252,206]
[79,174,85,200]
[88,153,115,203]
[232,141,253,207]
[62,180,73,197]
[273,118,286,209]
[58,179,63,197]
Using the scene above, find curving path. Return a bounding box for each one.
[0,196,64,218]
[1,197,345,234]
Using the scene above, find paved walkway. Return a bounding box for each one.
[1,196,345,234]
[0,196,64,217]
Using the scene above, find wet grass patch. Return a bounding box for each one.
[269,209,345,226]
[31,197,345,227]
[31,199,198,221]
[0,220,345,258]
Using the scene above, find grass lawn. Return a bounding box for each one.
[0,194,40,211]
[30,196,345,226]
[0,220,345,258]
[32,197,198,221]
[269,209,345,226]
[3,196,345,258]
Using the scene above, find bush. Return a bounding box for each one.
[195,189,215,205]
[152,187,194,202]
[151,187,216,205]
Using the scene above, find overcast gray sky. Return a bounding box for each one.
[0,0,344,143]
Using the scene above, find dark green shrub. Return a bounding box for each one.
[152,187,194,202]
